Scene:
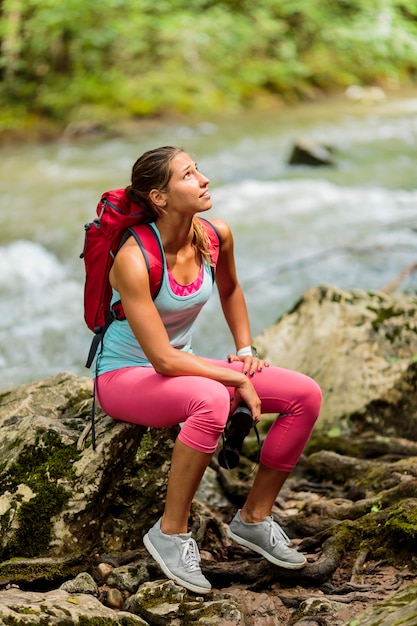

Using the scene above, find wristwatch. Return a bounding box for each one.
[237,345,259,358]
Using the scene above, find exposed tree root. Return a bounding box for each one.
[203,434,417,594]
[380,262,417,293]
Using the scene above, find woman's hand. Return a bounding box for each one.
[227,353,269,377]
[230,376,262,423]
[227,352,269,422]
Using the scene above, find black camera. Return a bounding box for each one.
[218,403,254,469]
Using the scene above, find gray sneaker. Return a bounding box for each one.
[143,518,212,594]
[228,509,307,570]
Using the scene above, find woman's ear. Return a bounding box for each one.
[149,188,167,208]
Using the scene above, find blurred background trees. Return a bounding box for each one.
[0,0,416,129]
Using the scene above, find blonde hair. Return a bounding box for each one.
[192,216,213,267]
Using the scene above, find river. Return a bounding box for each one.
[1,93,417,392]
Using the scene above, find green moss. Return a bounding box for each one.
[384,500,417,542]
[305,434,364,459]
[0,557,85,584]
[135,430,155,462]
[370,304,416,341]
[0,430,81,559]
[330,520,364,556]
[1,430,78,489]
[78,614,146,626]
[118,617,149,626]
[3,618,51,626]
[331,499,417,565]
[0,508,12,538]
[10,484,68,557]
[78,618,118,626]
[370,305,398,325]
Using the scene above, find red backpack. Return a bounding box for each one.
[81,188,221,368]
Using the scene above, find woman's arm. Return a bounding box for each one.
[211,219,252,352]
[110,236,261,419]
[211,219,267,377]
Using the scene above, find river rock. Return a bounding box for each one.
[288,136,335,166]
[0,587,147,624]
[255,285,417,437]
[107,562,151,594]
[124,579,242,625]
[59,571,98,595]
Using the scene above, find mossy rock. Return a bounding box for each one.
[0,372,179,561]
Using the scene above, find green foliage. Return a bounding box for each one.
[0,0,416,123]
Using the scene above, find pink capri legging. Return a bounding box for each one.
[95,359,322,472]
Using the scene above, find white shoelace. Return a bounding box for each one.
[267,517,291,547]
[180,537,201,572]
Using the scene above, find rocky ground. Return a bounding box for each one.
[1,284,417,624]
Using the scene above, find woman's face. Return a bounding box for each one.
[163,152,212,216]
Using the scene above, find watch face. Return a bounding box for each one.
[251,346,259,358]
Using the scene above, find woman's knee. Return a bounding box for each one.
[186,383,231,431]
[179,382,231,453]
[302,375,323,419]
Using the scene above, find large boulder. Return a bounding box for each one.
[0,372,178,561]
[255,285,417,438]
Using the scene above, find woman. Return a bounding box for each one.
[95,146,322,594]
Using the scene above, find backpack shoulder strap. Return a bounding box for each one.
[127,223,164,299]
[109,224,163,322]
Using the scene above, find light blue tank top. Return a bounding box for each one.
[95,224,214,376]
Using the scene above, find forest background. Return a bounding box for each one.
[1,0,417,139]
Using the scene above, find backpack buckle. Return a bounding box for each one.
[111,301,126,321]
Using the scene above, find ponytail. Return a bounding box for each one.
[192,216,214,267]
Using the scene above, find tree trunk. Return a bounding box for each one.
[1,0,23,81]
